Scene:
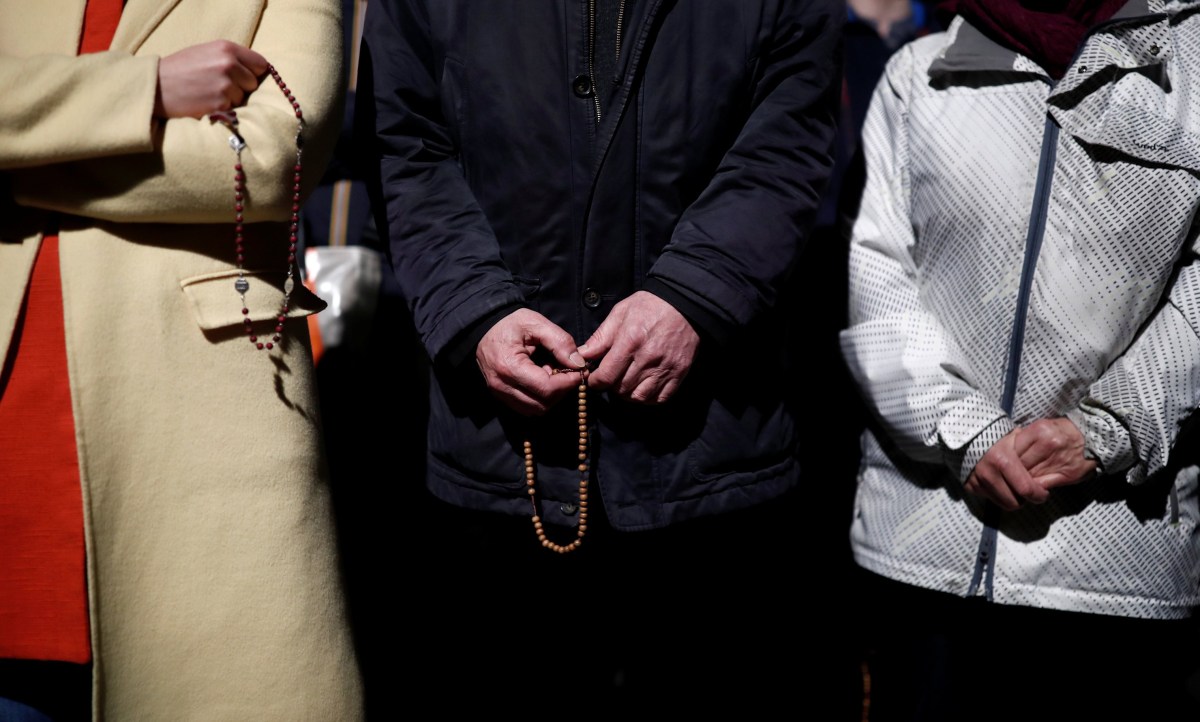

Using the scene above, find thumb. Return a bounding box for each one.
[530,319,585,370]
[558,348,587,370]
[235,44,271,77]
[577,323,613,362]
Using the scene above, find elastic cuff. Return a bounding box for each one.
[642,278,731,346]
[439,303,525,368]
[947,416,1015,484]
[1066,400,1137,478]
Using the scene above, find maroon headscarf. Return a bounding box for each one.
[939,0,1130,78]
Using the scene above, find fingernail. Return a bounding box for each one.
[570,352,585,368]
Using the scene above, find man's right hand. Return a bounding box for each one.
[964,427,1051,511]
[964,417,1098,510]
[475,309,586,415]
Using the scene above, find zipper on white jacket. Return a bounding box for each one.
[967,113,1061,601]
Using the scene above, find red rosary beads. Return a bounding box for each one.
[210,64,304,351]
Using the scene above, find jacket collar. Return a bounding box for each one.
[928,0,1159,82]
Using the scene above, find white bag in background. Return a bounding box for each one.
[303,245,383,358]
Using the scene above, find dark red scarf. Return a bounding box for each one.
[939,0,1129,78]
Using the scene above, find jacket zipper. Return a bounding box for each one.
[1003,115,1059,415]
[588,0,626,125]
[615,1,626,64]
[967,113,1061,601]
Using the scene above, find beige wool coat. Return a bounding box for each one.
[0,0,363,719]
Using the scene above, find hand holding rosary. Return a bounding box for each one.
[209,64,304,352]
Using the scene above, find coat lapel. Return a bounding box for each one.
[109,0,185,53]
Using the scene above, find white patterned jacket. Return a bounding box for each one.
[841,0,1200,618]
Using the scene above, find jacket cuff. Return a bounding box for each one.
[1066,400,1137,480]
[642,278,731,346]
[440,303,526,368]
[946,415,1015,484]
[934,393,1011,479]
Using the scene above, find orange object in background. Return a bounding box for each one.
[305,276,326,366]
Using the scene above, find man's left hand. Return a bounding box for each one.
[578,291,700,404]
[1015,417,1098,489]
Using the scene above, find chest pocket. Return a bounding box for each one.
[1049,14,1200,173]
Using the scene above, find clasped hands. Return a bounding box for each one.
[475,291,701,415]
[964,418,1098,511]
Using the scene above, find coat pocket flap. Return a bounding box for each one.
[1057,99,1200,172]
[1050,61,1200,172]
[180,268,326,331]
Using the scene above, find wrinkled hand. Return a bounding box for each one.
[577,291,700,404]
[964,428,1050,511]
[1015,417,1097,490]
[475,309,586,416]
[155,40,270,119]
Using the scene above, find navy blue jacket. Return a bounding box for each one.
[359,0,843,531]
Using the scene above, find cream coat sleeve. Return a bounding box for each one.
[6,0,344,225]
[0,52,160,169]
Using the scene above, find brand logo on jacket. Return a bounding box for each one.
[1135,141,1168,153]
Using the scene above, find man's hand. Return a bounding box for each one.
[475,309,586,415]
[964,428,1050,511]
[1015,417,1098,489]
[577,291,700,404]
[155,40,270,119]
[965,418,1098,510]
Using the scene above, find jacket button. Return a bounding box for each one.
[582,289,601,308]
[572,74,593,98]
[1150,43,1161,55]
[559,503,578,516]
